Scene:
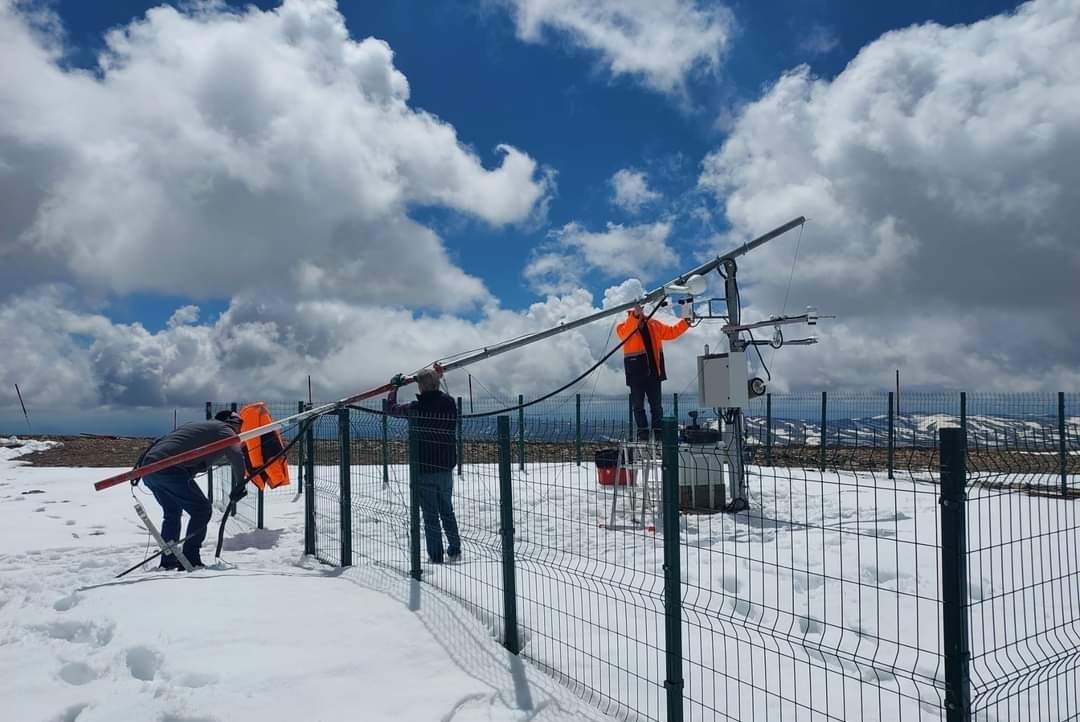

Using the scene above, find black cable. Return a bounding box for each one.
[746,328,772,381]
[346,298,670,419]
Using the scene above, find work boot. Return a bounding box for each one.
[158,556,181,571]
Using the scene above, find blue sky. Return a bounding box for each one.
[1,0,1077,433]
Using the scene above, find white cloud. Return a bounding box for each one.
[525,221,679,294]
[610,168,661,213]
[699,0,1080,390]
[0,282,703,413]
[502,0,733,96]
[798,24,839,56]
[0,0,552,311]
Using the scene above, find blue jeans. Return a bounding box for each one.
[142,468,212,563]
[416,470,460,562]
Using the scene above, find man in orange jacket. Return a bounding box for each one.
[616,304,691,441]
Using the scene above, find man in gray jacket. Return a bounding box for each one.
[140,410,248,569]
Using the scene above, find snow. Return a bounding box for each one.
[0,442,617,722]
[5,434,1076,721]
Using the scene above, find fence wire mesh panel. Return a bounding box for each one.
[204,391,1080,721]
[507,415,666,722]
[309,410,341,566]
[964,393,1080,721]
[340,408,409,570]
[680,427,945,720]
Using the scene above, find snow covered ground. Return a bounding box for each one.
[0,440,619,722]
[5,435,1076,722]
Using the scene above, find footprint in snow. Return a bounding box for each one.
[58,661,101,686]
[125,645,163,682]
[51,701,90,722]
[40,619,115,647]
[53,593,81,612]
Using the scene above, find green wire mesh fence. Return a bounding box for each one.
[208,391,1080,721]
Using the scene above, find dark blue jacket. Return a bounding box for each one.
[386,390,458,472]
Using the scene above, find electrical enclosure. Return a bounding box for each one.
[697,351,749,408]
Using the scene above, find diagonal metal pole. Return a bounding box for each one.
[15,384,31,434]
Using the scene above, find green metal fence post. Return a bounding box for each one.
[673,392,679,424]
[204,402,214,501]
[1060,391,1068,496]
[338,407,352,567]
[819,391,827,472]
[575,394,582,467]
[765,393,773,466]
[940,426,971,722]
[382,409,389,486]
[661,416,684,722]
[457,397,464,477]
[960,392,967,452]
[517,394,525,472]
[296,401,305,496]
[497,416,521,654]
[257,485,265,530]
[407,416,422,580]
[304,403,316,556]
[888,392,895,480]
[229,402,238,500]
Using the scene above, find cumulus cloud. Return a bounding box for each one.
[524,221,679,294]
[0,282,706,415]
[610,168,661,213]
[699,0,1080,390]
[0,0,551,310]
[501,0,733,96]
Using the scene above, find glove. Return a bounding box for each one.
[389,373,407,388]
[229,485,248,504]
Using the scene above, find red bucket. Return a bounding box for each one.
[597,467,634,486]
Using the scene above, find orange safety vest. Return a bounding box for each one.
[238,402,291,490]
[616,314,690,382]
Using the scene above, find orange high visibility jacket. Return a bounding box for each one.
[616,314,690,383]
[237,403,291,490]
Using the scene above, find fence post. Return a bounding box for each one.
[765,393,773,466]
[229,402,238,500]
[497,416,521,654]
[673,392,679,424]
[304,403,316,556]
[940,426,971,722]
[518,394,525,472]
[960,392,967,452]
[819,391,827,472]
[1060,391,1068,496]
[407,416,422,580]
[382,409,389,486]
[296,401,306,496]
[257,485,265,530]
[575,394,582,467]
[888,392,895,480]
[457,397,464,477]
[628,393,634,440]
[661,416,684,722]
[337,408,352,567]
[204,402,214,501]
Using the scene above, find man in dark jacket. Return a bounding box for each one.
[140,410,248,569]
[385,367,461,564]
